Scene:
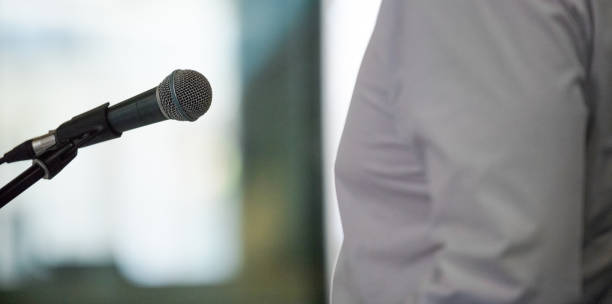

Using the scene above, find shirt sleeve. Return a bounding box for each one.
[388,1,592,303]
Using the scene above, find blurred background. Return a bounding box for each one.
[0,0,380,303]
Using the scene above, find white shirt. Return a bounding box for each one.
[332,1,611,303]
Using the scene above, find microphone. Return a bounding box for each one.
[1,69,212,164]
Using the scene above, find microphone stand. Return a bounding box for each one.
[0,132,98,209]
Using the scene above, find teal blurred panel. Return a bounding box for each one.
[240,0,311,82]
[240,0,325,302]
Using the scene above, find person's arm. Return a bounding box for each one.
[391,1,592,303]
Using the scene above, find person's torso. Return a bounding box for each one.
[333,1,612,303]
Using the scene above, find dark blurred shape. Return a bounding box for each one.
[240,0,325,302]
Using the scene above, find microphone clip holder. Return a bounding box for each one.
[56,102,122,148]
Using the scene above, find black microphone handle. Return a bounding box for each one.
[107,87,167,133]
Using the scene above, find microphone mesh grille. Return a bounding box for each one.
[157,69,212,121]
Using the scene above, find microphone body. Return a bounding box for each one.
[107,87,167,133]
[2,69,211,163]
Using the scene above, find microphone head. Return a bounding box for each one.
[156,69,212,121]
